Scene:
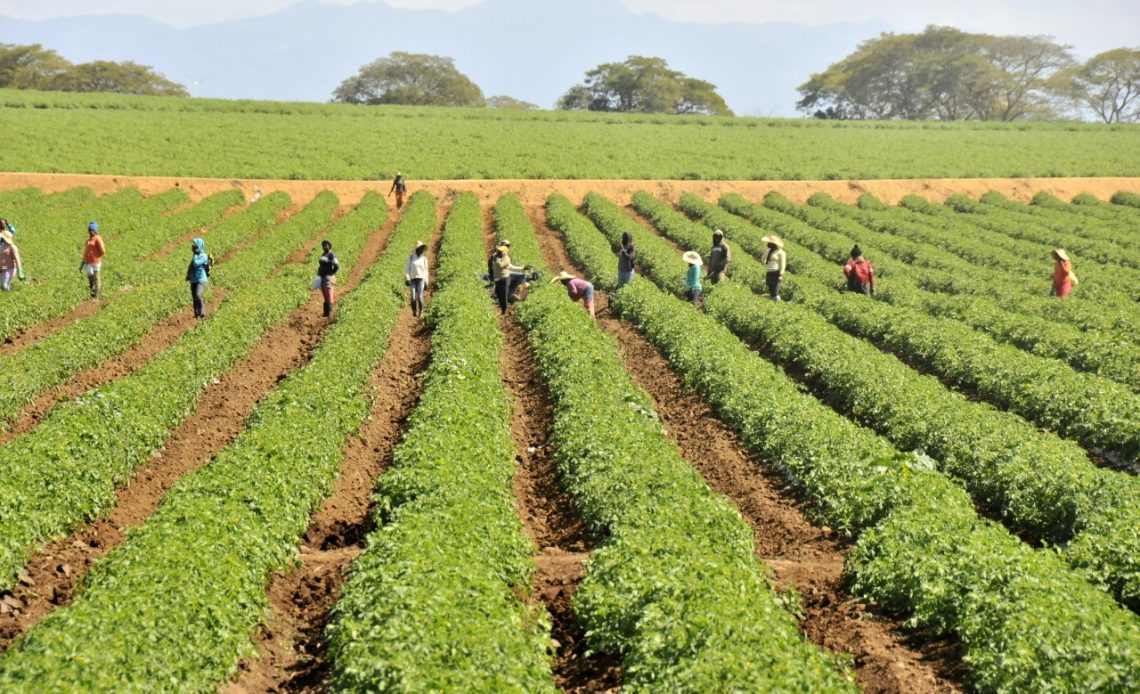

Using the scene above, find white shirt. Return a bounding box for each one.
[405,253,429,282]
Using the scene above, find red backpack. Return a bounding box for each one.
[847,258,872,290]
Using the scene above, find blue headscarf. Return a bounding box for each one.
[193,238,206,253]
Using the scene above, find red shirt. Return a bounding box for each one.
[844,258,874,289]
[1053,259,1072,286]
[84,234,105,265]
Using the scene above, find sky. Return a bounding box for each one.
[0,0,1136,57]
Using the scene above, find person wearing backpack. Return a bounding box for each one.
[843,245,875,296]
[186,237,212,318]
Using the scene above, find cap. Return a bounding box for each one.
[88,222,99,232]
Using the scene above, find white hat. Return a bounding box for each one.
[1053,248,1069,262]
[682,250,703,266]
[761,235,784,249]
[551,271,576,283]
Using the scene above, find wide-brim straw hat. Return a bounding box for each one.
[415,240,427,250]
[0,229,13,244]
[682,250,703,266]
[550,271,576,283]
[761,235,785,248]
[497,245,510,254]
[1053,248,1069,262]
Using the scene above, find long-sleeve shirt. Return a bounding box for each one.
[491,253,522,281]
[405,253,428,282]
[319,251,340,278]
[617,242,636,273]
[84,235,105,265]
[0,243,20,271]
[765,248,786,275]
[566,278,593,301]
[708,242,731,273]
[1053,259,1073,286]
[843,258,875,290]
[186,252,210,284]
[685,264,702,292]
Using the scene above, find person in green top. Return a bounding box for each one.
[683,250,703,306]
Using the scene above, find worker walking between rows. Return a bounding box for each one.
[0,227,22,291]
[82,222,105,299]
[707,229,731,284]
[616,231,636,289]
[186,238,212,318]
[389,171,408,210]
[318,240,340,318]
[553,271,595,318]
[843,245,875,296]
[1051,248,1077,298]
[405,240,429,318]
[762,235,785,301]
[683,250,703,306]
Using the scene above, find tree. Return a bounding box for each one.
[797,26,1075,121]
[1065,48,1140,123]
[486,95,538,110]
[332,52,484,107]
[557,56,732,116]
[49,60,188,96]
[0,43,71,90]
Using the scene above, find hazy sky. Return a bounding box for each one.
[0,0,1136,56]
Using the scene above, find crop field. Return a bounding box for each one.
[0,171,1137,694]
[2,89,1140,180]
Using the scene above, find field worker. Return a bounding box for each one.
[491,244,524,315]
[488,239,510,282]
[616,231,636,288]
[0,218,15,237]
[318,239,340,317]
[0,228,23,291]
[552,271,595,318]
[762,235,786,301]
[186,238,211,318]
[1051,248,1077,298]
[81,221,105,299]
[405,240,429,318]
[389,171,408,209]
[683,250,703,306]
[707,229,731,284]
[843,245,875,296]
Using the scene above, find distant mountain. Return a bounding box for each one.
[0,0,888,116]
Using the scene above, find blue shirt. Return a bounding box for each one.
[188,252,210,284]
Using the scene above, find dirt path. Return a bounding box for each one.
[531,211,965,693]
[224,209,439,694]
[0,210,395,653]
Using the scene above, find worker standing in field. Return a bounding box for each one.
[616,231,636,289]
[843,245,875,296]
[0,228,23,291]
[683,250,703,306]
[318,239,340,317]
[1051,248,1077,298]
[186,238,211,319]
[405,240,429,318]
[762,235,786,301]
[81,222,105,299]
[491,244,524,315]
[552,271,595,318]
[389,171,408,209]
[706,229,731,284]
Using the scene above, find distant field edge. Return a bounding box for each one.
[2,172,1140,208]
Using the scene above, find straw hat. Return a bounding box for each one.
[1053,248,1069,262]
[712,228,724,238]
[497,245,510,254]
[414,240,427,250]
[682,250,703,266]
[551,271,576,283]
[761,235,784,248]
[0,229,12,245]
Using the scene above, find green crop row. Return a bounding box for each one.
[1112,191,1140,208]
[554,196,1140,691]
[978,191,1140,262]
[1050,193,1140,252]
[617,191,1140,610]
[540,193,857,692]
[327,193,555,691]
[0,192,346,593]
[0,192,405,692]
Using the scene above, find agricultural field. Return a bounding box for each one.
[0,168,1138,694]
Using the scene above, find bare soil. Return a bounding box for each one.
[531,212,965,693]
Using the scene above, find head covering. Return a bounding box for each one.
[551,271,576,283]
[1053,248,1069,262]
[682,250,703,266]
[88,221,99,233]
[414,240,427,250]
[322,239,332,248]
[621,231,633,245]
[761,235,784,249]
[850,245,862,259]
[712,228,724,239]
[497,245,510,254]
[395,171,402,176]
[499,239,511,247]
[192,237,206,253]
[0,229,12,245]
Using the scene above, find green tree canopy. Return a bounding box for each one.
[332,52,485,107]
[0,44,184,96]
[797,26,1075,121]
[1064,48,1140,123]
[557,56,732,116]
[486,95,538,110]
[0,43,70,90]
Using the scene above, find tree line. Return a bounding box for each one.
[0,43,187,97]
[797,26,1140,123]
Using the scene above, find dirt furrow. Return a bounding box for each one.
[225,211,438,694]
[532,210,965,693]
[0,210,398,654]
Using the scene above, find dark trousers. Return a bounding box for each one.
[190,282,206,317]
[847,282,872,296]
[494,278,510,314]
[765,271,783,300]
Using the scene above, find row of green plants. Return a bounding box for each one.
[0,191,407,691]
[0,187,41,209]
[531,194,856,691]
[1110,191,1140,208]
[0,191,350,593]
[0,191,279,428]
[755,191,1138,335]
[554,194,1140,691]
[688,193,1140,393]
[613,191,1140,610]
[327,193,556,691]
[1067,192,1140,235]
[975,191,1140,263]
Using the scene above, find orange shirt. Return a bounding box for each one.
[1053,259,1071,285]
[84,235,105,265]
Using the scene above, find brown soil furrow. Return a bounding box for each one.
[1,297,106,356]
[531,211,966,693]
[0,208,398,654]
[225,207,436,693]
